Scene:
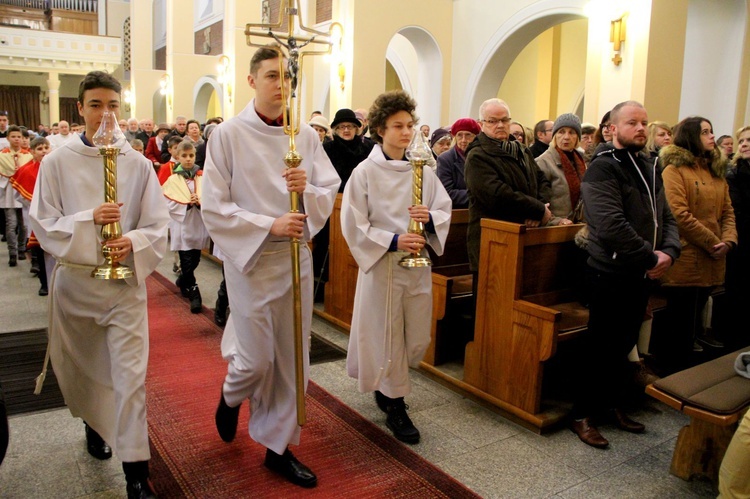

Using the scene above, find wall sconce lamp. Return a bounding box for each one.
[610,15,626,66]
[330,22,345,92]
[159,73,172,109]
[217,55,233,104]
[123,87,134,112]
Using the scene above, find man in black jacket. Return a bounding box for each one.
[571,100,681,449]
[159,116,188,163]
[464,98,552,274]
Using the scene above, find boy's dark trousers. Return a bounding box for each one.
[177,249,201,291]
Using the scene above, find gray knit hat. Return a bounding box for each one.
[553,113,582,139]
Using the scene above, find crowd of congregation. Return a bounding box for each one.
[2,87,750,495]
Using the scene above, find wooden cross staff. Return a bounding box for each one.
[245,0,342,427]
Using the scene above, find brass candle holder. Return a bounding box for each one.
[91,110,133,280]
[400,131,432,268]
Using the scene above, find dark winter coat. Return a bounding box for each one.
[464,133,551,271]
[323,135,374,192]
[581,146,681,275]
[436,147,468,208]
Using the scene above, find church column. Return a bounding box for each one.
[47,71,61,125]
[130,0,156,121]
[165,0,196,122]
[224,0,263,117]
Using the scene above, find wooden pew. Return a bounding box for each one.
[423,209,471,365]
[461,219,587,430]
[316,196,472,367]
[318,194,358,330]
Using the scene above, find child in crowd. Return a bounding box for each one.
[159,135,185,274]
[162,140,209,313]
[340,90,452,444]
[130,139,144,155]
[0,125,32,266]
[10,136,50,294]
[157,135,183,185]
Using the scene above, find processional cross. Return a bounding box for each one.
[245,0,343,426]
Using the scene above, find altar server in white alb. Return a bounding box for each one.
[341,90,452,445]
[201,45,340,489]
[30,71,169,499]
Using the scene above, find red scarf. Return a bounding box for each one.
[556,147,586,209]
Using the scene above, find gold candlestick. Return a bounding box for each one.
[400,131,432,268]
[91,110,133,280]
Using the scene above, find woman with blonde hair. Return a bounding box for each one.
[725,125,750,349]
[646,121,673,158]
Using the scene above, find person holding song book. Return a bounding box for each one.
[0,125,32,266]
[162,139,209,313]
[10,136,50,294]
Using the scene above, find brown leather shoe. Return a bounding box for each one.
[610,409,645,433]
[570,418,609,448]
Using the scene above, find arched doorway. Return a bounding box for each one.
[193,77,222,122]
[385,26,442,129]
[462,1,588,119]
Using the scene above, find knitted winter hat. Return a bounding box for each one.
[553,113,582,139]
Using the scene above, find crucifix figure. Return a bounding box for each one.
[268,32,314,96]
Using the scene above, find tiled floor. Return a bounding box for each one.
[0,245,718,498]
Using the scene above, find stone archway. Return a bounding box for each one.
[193,77,222,122]
[385,26,442,130]
[462,1,588,118]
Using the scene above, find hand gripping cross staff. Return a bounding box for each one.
[246,0,343,426]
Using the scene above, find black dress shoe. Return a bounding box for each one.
[126,477,157,499]
[570,418,609,448]
[610,409,645,433]
[85,423,112,460]
[214,298,228,327]
[8,256,16,267]
[38,286,48,296]
[385,399,420,444]
[264,448,317,488]
[215,392,240,442]
[17,251,26,261]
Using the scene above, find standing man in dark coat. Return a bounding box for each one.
[570,100,681,448]
[464,98,552,274]
[530,119,554,158]
[159,116,188,163]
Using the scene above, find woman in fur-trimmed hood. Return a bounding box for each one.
[658,116,737,371]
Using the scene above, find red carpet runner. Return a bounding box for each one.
[145,273,480,498]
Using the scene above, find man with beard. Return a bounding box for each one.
[570,101,680,448]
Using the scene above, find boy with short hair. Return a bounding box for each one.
[202,45,340,488]
[0,125,32,266]
[162,140,209,312]
[10,136,50,293]
[157,135,183,185]
[30,70,169,498]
